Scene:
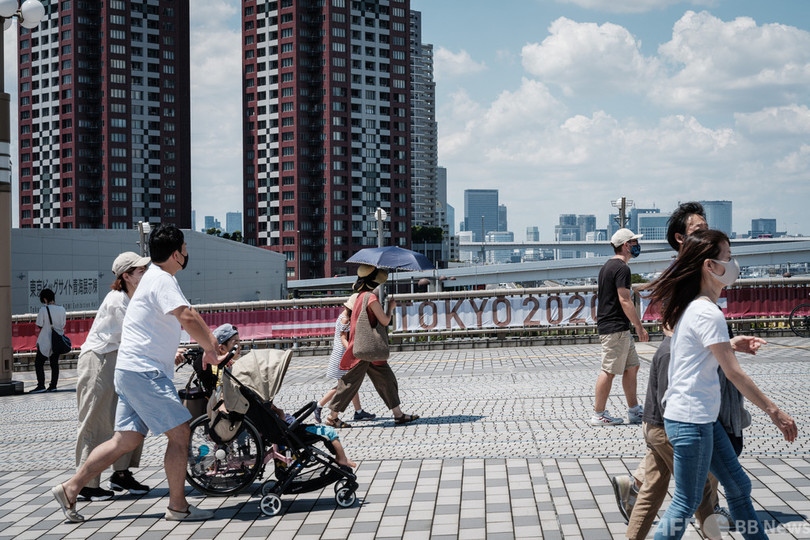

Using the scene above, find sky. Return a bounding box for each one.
[6,0,810,241]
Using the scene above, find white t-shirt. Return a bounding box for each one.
[80,290,129,356]
[116,264,190,377]
[36,304,66,357]
[663,298,730,424]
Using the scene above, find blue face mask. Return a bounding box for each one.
[629,244,641,258]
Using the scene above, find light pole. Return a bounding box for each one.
[0,0,45,396]
[611,197,633,230]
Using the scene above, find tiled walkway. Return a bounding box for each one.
[1,337,809,539]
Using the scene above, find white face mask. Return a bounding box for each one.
[709,258,740,286]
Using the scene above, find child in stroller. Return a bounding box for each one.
[182,324,359,516]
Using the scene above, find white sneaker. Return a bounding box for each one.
[628,406,643,424]
[589,411,624,426]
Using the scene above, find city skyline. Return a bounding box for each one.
[6,0,810,241]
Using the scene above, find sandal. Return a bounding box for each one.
[394,414,420,425]
[325,417,352,428]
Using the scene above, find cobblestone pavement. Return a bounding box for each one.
[1,337,809,539]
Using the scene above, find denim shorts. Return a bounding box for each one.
[114,368,191,436]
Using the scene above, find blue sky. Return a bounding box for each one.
[7,0,810,241]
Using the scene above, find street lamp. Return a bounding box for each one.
[0,0,45,396]
[611,197,634,230]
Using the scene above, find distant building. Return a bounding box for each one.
[577,214,596,241]
[526,226,540,242]
[629,208,660,234]
[607,213,620,239]
[192,211,196,232]
[464,189,499,242]
[700,200,733,236]
[485,231,514,264]
[749,218,781,238]
[638,214,669,240]
[447,203,455,237]
[204,216,221,232]
[498,204,508,232]
[226,212,242,234]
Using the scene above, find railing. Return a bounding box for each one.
[11,276,809,369]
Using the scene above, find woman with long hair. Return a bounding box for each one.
[648,229,796,540]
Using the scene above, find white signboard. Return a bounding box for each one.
[27,271,101,313]
[393,293,598,332]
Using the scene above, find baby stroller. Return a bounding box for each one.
[182,348,359,516]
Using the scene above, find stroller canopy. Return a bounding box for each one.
[222,348,294,410]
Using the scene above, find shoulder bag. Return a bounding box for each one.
[352,291,390,362]
[46,306,72,356]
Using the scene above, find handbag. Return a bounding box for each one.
[352,291,390,362]
[46,305,72,356]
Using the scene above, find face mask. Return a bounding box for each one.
[629,244,641,258]
[178,251,189,270]
[710,258,739,286]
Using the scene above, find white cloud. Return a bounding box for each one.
[735,105,810,136]
[652,11,810,111]
[434,47,486,80]
[553,0,716,14]
[521,17,659,96]
[439,75,810,239]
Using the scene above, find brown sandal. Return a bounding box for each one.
[394,414,420,425]
[325,417,352,428]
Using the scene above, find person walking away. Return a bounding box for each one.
[648,229,796,540]
[51,225,229,523]
[31,288,67,393]
[314,294,374,427]
[75,252,151,502]
[590,228,649,426]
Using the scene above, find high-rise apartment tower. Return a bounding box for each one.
[241,0,412,279]
[18,0,191,229]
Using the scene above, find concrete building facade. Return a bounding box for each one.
[11,229,286,315]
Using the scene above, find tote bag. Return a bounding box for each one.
[352,292,390,362]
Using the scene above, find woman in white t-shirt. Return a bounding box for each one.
[647,230,797,540]
[74,252,151,502]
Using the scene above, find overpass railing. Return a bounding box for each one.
[11,276,809,367]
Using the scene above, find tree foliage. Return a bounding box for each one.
[411,225,443,244]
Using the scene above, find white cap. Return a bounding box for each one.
[112,252,151,277]
[610,228,643,247]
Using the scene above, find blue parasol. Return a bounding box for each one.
[345,246,434,271]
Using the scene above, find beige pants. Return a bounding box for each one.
[627,422,718,539]
[75,349,143,488]
[329,361,401,413]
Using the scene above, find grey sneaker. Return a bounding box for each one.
[612,475,637,523]
[589,411,624,426]
[628,405,643,424]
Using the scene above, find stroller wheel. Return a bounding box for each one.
[333,479,348,494]
[261,480,277,497]
[260,493,283,517]
[335,486,356,508]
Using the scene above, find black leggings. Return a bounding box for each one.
[35,349,60,389]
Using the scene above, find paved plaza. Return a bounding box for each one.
[1,337,809,539]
